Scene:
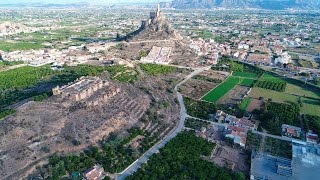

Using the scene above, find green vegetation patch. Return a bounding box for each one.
[260,74,284,82]
[239,98,252,111]
[0,60,24,68]
[105,65,140,83]
[0,109,16,120]
[300,97,320,117]
[258,102,300,135]
[233,71,258,79]
[185,118,210,131]
[33,127,163,179]
[240,78,256,87]
[33,92,53,102]
[0,41,44,51]
[202,76,239,103]
[138,63,178,76]
[302,115,320,135]
[184,97,217,120]
[254,80,287,92]
[128,131,245,180]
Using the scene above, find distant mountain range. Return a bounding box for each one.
[161,0,320,10]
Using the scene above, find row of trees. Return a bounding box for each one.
[185,118,210,131]
[127,131,245,180]
[254,80,287,92]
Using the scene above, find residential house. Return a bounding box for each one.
[282,124,301,138]
[83,164,105,180]
[225,126,247,148]
[215,110,227,122]
[306,133,319,144]
[238,118,256,130]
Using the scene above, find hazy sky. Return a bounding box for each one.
[3,0,172,4]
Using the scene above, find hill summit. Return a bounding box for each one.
[124,4,181,41]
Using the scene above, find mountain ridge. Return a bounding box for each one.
[162,0,320,10]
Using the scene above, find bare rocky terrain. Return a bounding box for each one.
[0,66,186,179]
[0,75,151,179]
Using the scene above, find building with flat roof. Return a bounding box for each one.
[250,143,320,180]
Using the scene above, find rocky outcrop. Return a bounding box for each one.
[123,4,181,41]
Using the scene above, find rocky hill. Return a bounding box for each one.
[123,4,181,41]
[0,22,29,35]
[164,0,320,10]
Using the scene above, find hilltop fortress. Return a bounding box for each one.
[127,4,181,41]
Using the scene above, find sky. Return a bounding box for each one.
[2,0,172,4]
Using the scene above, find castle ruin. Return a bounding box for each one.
[52,76,120,107]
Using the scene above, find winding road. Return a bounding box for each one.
[117,65,294,179]
[117,67,209,180]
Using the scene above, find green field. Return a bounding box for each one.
[202,76,239,103]
[249,87,297,103]
[300,97,320,116]
[249,87,320,116]
[233,71,258,79]
[285,83,320,99]
[260,74,284,82]
[240,98,252,111]
[240,78,256,87]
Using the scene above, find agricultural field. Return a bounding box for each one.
[179,79,219,99]
[240,78,256,87]
[239,98,252,111]
[259,73,284,82]
[285,83,320,99]
[233,72,258,79]
[249,87,297,104]
[254,80,287,92]
[246,99,263,112]
[218,85,251,107]
[300,97,320,116]
[202,76,240,103]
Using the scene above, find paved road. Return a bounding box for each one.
[117,67,209,180]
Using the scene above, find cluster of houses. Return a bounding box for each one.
[0,43,114,67]
[189,38,231,65]
[215,110,257,148]
[282,124,319,144]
